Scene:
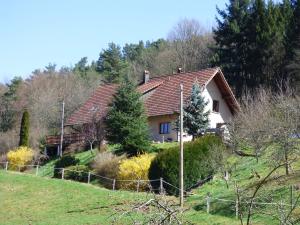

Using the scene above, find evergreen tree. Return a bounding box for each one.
[0,77,22,132]
[213,0,251,96]
[96,43,129,83]
[214,0,292,95]
[286,0,300,92]
[105,79,150,155]
[183,82,210,139]
[19,110,30,147]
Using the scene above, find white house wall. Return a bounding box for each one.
[147,78,233,143]
[202,78,233,128]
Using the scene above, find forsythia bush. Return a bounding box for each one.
[7,146,34,170]
[117,153,155,191]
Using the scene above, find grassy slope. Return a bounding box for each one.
[0,171,241,225]
[0,171,149,225]
[22,144,300,224]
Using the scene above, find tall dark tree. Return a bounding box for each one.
[214,0,293,96]
[0,77,22,132]
[286,0,300,93]
[105,79,150,155]
[97,43,129,83]
[19,110,30,147]
[183,82,210,139]
[213,0,251,96]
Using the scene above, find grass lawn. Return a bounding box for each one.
[0,170,243,225]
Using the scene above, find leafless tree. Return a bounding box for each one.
[80,106,105,152]
[228,85,300,225]
[168,18,215,72]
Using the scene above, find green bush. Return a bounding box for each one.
[149,135,225,195]
[64,165,89,182]
[54,155,79,178]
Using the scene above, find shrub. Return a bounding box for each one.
[7,146,34,171]
[54,155,79,178]
[149,135,225,195]
[64,165,89,182]
[117,153,155,191]
[19,110,30,147]
[92,152,125,188]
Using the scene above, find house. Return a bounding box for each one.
[46,67,239,150]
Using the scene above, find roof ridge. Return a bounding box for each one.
[149,67,219,81]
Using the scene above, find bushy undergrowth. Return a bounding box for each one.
[54,155,79,178]
[149,135,225,194]
[64,165,89,182]
[7,146,34,170]
[92,152,125,188]
[117,153,155,191]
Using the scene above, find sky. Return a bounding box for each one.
[0,0,227,84]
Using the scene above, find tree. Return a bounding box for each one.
[214,0,291,96]
[168,18,214,72]
[213,0,251,96]
[0,77,22,132]
[183,82,210,139]
[97,43,129,83]
[19,110,30,147]
[105,79,150,155]
[228,86,300,224]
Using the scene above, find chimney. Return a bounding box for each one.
[177,67,183,73]
[144,70,150,83]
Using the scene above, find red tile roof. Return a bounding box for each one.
[66,67,239,126]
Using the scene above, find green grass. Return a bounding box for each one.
[38,149,97,177]
[0,170,242,225]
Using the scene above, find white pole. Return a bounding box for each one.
[179,83,184,208]
[113,179,116,191]
[61,168,65,179]
[88,172,91,184]
[5,161,8,171]
[36,165,39,176]
[59,100,65,157]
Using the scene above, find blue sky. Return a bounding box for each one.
[0,0,227,84]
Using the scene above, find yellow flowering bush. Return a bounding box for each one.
[7,146,34,171]
[117,153,155,191]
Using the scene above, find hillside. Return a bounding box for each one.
[1,170,245,225]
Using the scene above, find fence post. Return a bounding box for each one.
[5,161,8,171]
[113,179,116,191]
[206,193,211,214]
[36,165,39,176]
[235,198,239,219]
[87,172,91,184]
[61,168,64,180]
[160,177,164,194]
[136,180,140,192]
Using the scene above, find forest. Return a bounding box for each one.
[0,0,300,154]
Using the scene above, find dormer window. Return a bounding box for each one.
[213,100,219,112]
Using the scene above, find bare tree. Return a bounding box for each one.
[228,85,300,225]
[80,106,105,152]
[168,18,214,72]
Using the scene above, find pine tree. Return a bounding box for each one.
[213,0,251,97]
[286,0,300,93]
[19,110,30,147]
[105,79,150,155]
[183,82,210,139]
[96,43,129,83]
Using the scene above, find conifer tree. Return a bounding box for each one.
[183,82,210,139]
[19,110,30,147]
[105,79,150,155]
[96,43,129,83]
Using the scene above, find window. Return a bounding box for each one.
[213,100,219,112]
[159,122,170,134]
